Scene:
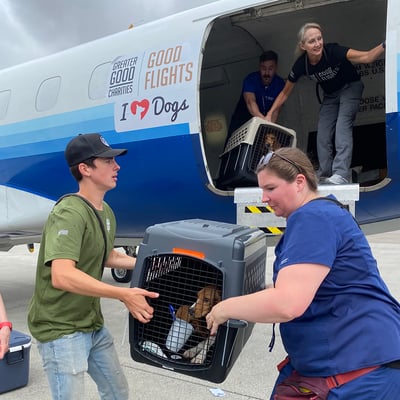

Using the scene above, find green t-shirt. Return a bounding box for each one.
[28,195,116,342]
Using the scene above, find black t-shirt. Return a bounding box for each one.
[288,43,360,94]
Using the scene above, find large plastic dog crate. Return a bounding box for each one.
[129,219,267,383]
[217,117,296,189]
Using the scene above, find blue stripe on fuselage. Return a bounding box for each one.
[0,104,190,159]
[1,130,236,235]
[0,105,236,235]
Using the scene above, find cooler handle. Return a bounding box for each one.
[5,343,31,365]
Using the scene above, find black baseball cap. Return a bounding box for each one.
[65,133,127,167]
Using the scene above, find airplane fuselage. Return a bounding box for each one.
[0,0,399,249]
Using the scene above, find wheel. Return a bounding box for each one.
[110,245,137,283]
[111,268,132,283]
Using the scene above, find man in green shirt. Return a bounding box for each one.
[28,133,159,400]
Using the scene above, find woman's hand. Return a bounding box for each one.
[0,325,10,359]
[206,301,228,336]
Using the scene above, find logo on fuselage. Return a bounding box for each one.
[109,43,197,132]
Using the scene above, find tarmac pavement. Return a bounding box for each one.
[0,228,399,399]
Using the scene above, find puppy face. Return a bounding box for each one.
[265,133,276,146]
[175,304,192,321]
[192,285,221,318]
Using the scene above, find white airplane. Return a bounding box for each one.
[0,0,398,262]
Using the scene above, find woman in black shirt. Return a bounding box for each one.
[266,22,385,184]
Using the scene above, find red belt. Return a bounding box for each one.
[277,356,380,389]
[325,366,380,389]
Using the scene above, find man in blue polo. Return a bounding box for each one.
[225,50,285,146]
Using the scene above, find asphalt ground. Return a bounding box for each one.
[1,228,399,399]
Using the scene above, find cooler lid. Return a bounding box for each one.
[9,330,31,352]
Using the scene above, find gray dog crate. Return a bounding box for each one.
[129,219,267,383]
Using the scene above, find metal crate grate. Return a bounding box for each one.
[136,254,223,366]
[250,124,296,171]
[217,118,296,189]
[243,252,267,295]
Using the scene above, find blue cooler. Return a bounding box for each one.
[0,330,31,393]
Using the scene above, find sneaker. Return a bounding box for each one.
[324,174,349,185]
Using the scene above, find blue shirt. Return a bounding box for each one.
[228,71,285,135]
[274,196,400,376]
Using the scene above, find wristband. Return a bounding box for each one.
[382,41,386,49]
[0,321,12,331]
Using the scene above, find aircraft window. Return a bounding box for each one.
[89,62,112,100]
[35,76,61,112]
[0,90,11,120]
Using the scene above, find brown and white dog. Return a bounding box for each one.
[264,131,281,152]
[175,285,221,363]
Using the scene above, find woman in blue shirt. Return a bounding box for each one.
[206,147,400,399]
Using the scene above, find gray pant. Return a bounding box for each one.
[317,80,364,181]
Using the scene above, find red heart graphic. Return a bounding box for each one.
[130,99,150,119]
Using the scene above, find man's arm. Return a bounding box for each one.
[51,259,159,323]
[105,248,136,270]
[243,92,265,118]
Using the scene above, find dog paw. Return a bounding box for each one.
[190,354,206,364]
[182,348,196,359]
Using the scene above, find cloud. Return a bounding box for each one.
[0,0,217,70]
[0,0,51,66]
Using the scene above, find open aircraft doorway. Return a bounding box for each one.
[199,0,387,192]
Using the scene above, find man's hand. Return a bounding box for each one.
[121,288,159,323]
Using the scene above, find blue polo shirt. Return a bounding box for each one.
[228,72,285,135]
[274,196,400,376]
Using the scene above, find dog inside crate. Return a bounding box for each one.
[137,254,223,365]
[250,125,295,171]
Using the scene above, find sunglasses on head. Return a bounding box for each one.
[258,151,302,173]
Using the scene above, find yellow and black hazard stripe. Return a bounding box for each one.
[245,205,285,235]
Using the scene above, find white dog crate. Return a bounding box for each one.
[217,117,296,189]
[129,219,267,383]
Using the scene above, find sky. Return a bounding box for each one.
[0,0,217,70]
